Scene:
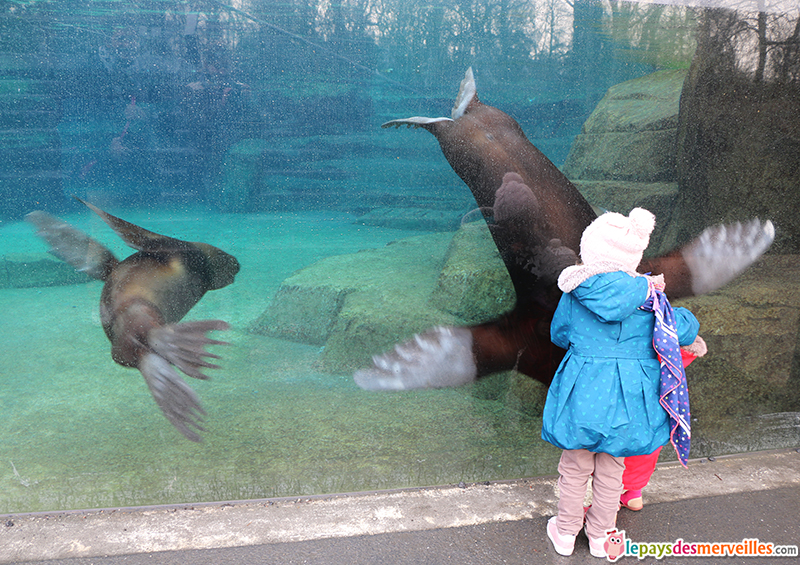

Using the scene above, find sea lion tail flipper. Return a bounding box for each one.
[354,326,477,391]
[25,210,119,281]
[380,68,478,130]
[139,352,206,442]
[148,320,230,380]
[451,67,478,119]
[381,116,453,130]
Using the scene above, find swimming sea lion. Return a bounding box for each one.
[355,68,774,391]
[26,199,240,441]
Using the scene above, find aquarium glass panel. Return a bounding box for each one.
[1,0,798,513]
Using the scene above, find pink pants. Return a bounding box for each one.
[620,348,694,491]
[622,446,662,490]
[555,449,625,539]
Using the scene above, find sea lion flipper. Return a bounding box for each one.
[490,174,578,303]
[25,210,119,281]
[379,70,478,131]
[381,116,453,130]
[354,326,477,391]
[641,218,775,299]
[451,66,478,119]
[148,320,230,380]
[75,198,193,254]
[139,352,206,442]
[680,218,775,295]
[139,320,229,441]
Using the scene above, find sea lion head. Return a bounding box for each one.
[192,242,240,289]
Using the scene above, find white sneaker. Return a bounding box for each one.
[547,517,576,556]
[585,527,607,558]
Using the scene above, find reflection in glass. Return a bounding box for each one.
[0,0,797,514]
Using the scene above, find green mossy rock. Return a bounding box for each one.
[429,222,515,324]
[251,285,352,346]
[472,371,549,419]
[252,231,459,372]
[562,70,689,257]
[563,69,687,183]
[677,255,800,388]
[252,223,518,374]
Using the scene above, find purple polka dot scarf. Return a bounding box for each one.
[641,286,691,467]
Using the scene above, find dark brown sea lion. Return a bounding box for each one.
[355,68,774,391]
[26,199,240,441]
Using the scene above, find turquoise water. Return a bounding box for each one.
[0,209,563,512]
[1,1,799,514]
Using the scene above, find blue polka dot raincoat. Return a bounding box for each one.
[541,270,700,457]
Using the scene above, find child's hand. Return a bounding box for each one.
[681,335,708,358]
[646,273,665,292]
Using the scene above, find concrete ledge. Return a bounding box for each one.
[1,449,798,563]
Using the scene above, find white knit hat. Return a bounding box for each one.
[579,207,656,272]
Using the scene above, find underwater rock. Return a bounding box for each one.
[677,254,800,388]
[429,222,515,323]
[671,253,800,456]
[471,371,549,419]
[251,285,352,346]
[251,231,461,372]
[688,357,781,422]
[321,295,461,375]
[563,69,687,183]
[355,207,465,232]
[561,69,693,255]
[1,253,92,288]
[253,225,521,374]
[681,357,797,458]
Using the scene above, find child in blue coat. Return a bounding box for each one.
[542,208,702,558]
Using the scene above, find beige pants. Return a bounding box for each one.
[555,449,625,539]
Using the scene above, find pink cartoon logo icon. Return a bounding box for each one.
[604,529,626,561]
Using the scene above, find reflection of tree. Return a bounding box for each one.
[752,10,800,83]
[676,6,800,254]
[125,0,704,93]
[230,0,704,89]
[599,1,697,68]
[701,6,800,83]
[253,0,579,83]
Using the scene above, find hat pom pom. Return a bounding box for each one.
[629,207,656,238]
